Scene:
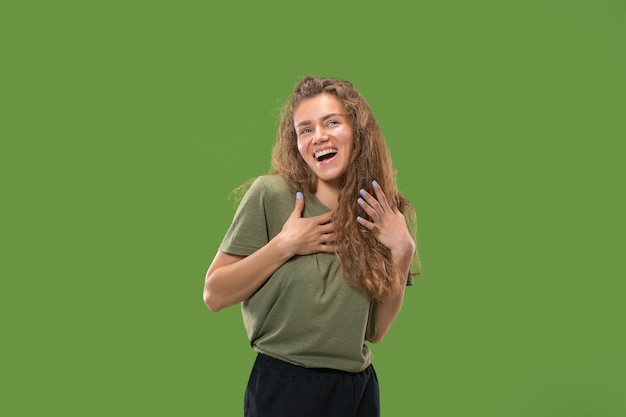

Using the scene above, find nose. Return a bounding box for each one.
[312,127,330,145]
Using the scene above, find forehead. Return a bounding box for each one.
[293,93,346,123]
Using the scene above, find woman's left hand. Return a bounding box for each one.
[357,180,414,254]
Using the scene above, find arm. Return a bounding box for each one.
[203,193,336,312]
[369,241,415,343]
[356,180,416,343]
[203,242,292,312]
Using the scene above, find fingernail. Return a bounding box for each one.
[360,189,366,196]
[296,192,302,199]
[358,198,365,205]
[357,216,363,223]
[372,180,379,187]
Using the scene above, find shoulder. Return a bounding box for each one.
[256,174,291,192]
[257,174,289,190]
[246,175,296,226]
[241,175,294,207]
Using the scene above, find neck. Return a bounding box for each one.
[315,180,341,211]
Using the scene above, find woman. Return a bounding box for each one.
[203,75,419,417]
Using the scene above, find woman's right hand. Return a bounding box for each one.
[276,192,336,257]
[204,192,336,312]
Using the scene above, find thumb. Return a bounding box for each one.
[290,191,304,218]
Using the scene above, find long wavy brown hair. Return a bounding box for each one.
[265,75,419,302]
[233,76,419,301]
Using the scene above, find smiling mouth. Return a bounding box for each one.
[314,148,338,162]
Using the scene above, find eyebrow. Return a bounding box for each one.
[295,113,344,129]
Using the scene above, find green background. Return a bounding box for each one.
[2,0,624,415]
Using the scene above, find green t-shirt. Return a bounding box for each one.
[219,175,376,372]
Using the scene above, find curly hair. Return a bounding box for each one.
[268,75,419,302]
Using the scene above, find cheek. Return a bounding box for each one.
[341,132,354,153]
[296,139,308,157]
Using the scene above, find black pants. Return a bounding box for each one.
[244,353,380,417]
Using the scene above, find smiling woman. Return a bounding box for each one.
[203,75,420,417]
[294,93,354,202]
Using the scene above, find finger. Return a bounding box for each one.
[318,243,338,253]
[319,222,334,234]
[358,196,381,222]
[289,192,305,219]
[359,188,384,215]
[320,230,338,249]
[357,215,377,232]
[371,180,392,211]
[313,210,334,224]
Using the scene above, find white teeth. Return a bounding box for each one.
[314,148,338,159]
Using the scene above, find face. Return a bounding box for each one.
[294,93,354,188]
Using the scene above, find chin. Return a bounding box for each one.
[316,171,346,184]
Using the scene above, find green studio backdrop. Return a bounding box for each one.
[2,0,624,416]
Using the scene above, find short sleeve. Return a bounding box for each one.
[404,211,417,287]
[407,273,414,286]
[218,177,269,256]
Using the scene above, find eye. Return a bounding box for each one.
[328,120,339,126]
[299,128,312,136]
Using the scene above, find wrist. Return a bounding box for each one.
[390,237,415,274]
[390,236,415,258]
[270,232,297,260]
